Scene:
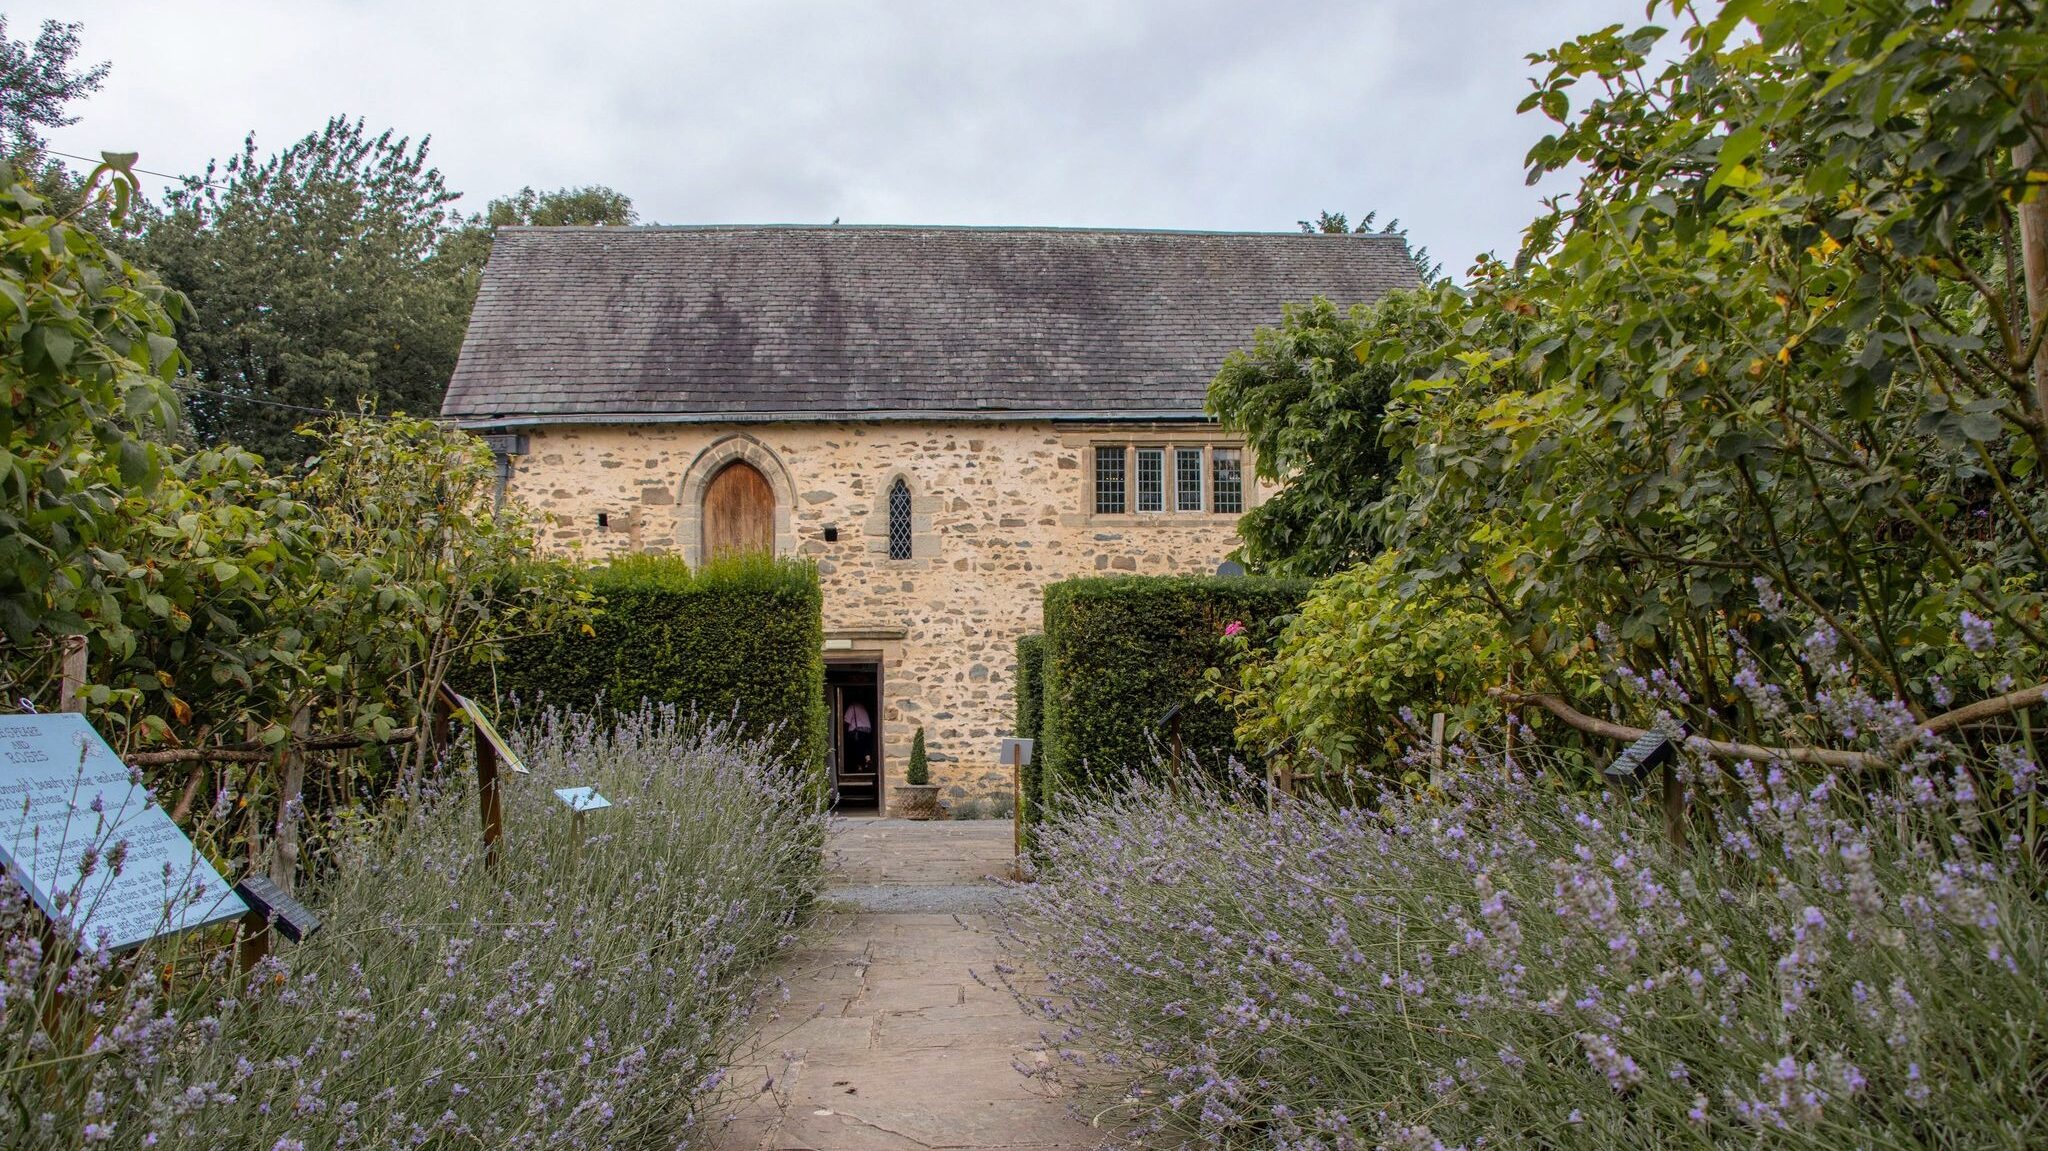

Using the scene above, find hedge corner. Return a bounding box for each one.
[1037,575,1306,822]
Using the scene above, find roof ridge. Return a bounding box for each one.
[496,222,1412,241]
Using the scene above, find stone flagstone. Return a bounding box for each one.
[712,818,1097,1151]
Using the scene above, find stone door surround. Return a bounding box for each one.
[676,434,799,566]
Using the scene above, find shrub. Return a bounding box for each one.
[1225,551,1607,782]
[488,553,827,779]
[1014,633,1045,832]
[906,726,929,786]
[1037,575,1306,821]
[3,706,825,1149]
[1004,657,2048,1149]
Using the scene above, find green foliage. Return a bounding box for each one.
[0,164,581,860]
[1013,633,1045,829]
[0,158,183,670]
[284,412,588,788]
[1207,297,1411,576]
[1037,575,1307,820]
[1228,551,1565,777]
[907,725,929,785]
[489,553,828,780]
[482,184,637,228]
[1224,1,2048,756]
[0,16,106,154]
[1295,209,1441,281]
[138,117,472,462]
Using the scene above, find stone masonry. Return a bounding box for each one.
[504,419,1254,811]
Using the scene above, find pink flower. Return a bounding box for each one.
[1223,620,1246,638]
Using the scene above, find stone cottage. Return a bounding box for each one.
[441,224,1419,812]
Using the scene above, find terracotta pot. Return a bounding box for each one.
[892,783,940,820]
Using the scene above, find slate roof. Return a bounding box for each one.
[441,224,1423,426]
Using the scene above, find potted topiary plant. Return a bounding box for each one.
[892,726,940,820]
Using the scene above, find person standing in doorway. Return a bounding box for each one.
[843,698,874,775]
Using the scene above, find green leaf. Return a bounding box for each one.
[117,439,154,488]
[1708,125,1764,194]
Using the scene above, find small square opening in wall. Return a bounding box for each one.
[823,525,840,542]
[596,513,610,529]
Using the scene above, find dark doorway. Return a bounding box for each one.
[826,662,881,812]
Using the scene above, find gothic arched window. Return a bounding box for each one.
[887,477,913,560]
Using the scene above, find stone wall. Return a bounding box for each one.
[505,420,1254,811]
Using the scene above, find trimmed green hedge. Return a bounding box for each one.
[484,554,827,778]
[1038,575,1307,822]
[1014,633,1046,832]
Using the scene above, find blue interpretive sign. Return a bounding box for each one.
[553,786,611,812]
[0,713,246,949]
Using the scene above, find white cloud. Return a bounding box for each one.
[22,0,1644,270]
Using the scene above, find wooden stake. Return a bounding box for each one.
[476,721,504,870]
[237,909,272,972]
[1429,712,1447,791]
[57,634,86,713]
[269,706,311,893]
[1168,712,1185,797]
[1660,760,1687,854]
[1009,741,1023,871]
[2015,87,2048,434]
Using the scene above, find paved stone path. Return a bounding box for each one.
[715,818,1099,1151]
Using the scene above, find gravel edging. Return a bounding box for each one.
[824,882,1016,913]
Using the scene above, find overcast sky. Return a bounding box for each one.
[22,1,1646,274]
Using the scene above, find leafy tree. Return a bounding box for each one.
[1228,1,2048,768]
[1208,298,1414,576]
[483,184,635,228]
[0,155,182,680]
[138,117,471,462]
[1298,209,1442,280]
[433,183,639,303]
[0,16,106,154]
[1298,210,1357,234]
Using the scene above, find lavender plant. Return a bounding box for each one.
[1003,652,2045,1148]
[4,705,824,1149]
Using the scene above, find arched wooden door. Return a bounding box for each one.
[702,462,775,558]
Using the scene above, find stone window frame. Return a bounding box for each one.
[675,433,799,567]
[864,469,940,567]
[1086,438,1251,522]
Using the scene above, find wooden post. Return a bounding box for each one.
[476,719,503,870]
[1429,711,1447,791]
[1168,712,1185,797]
[435,685,504,869]
[1008,740,1023,868]
[237,909,273,972]
[2015,87,2048,432]
[269,706,312,893]
[1660,760,1687,853]
[569,807,584,868]
[1502,672,1516,771]
[57,634,86,713]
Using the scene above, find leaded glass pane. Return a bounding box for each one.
[1175,448,1203,512]
[1094,446,1126,514]
[888,477,913,559]
[1136,448,1164,512]
[1212,447,1243,514]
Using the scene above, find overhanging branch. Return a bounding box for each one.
[1491,684,2048,769]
